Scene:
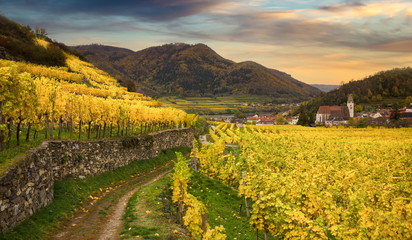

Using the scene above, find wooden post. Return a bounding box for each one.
[87,121,92,139]
[34,129,38,140]
[242,171,250,217]
[50,112,55,139]
[201,213,208,234]
[25,122,31,142]
[178,181,184,224]
[103,122,106,138]
[78,120,82,140]
[69,119,73,139]
[95,125,100,138]
[45,113,49,139]
[58,116,62,139]
[16,117,22,146]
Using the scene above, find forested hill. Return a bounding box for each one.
[297,67,412,122]
[73,43,321,101]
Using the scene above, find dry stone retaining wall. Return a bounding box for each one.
[0,128,194,232]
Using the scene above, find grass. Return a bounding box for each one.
[188,170,277,240]
[119,160,277,239]
[0,138,44,176]
[121,174,192,240]
[0,147,191,240]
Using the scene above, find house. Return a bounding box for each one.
[400,105,412,125]
[246,115,260,123]
[286,116,299,125]
[406,103,412,113]
[246,115,277,125]
[315,94,354,126]
[370,112,383,119]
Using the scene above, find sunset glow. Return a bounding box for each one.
[1,0,411,84]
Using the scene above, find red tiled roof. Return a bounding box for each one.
[317,106,350,119]
[247,116,276,121]
[317,106,344,114]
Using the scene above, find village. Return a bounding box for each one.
[206,95,412,127]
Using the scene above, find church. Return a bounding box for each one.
[315,94,354,126]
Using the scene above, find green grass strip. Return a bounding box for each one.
[121,174,191,240]
[0,147,191,240]
[188,170,277,240]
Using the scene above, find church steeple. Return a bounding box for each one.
[347,94,354,118]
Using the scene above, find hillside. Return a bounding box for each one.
[311,84,339,92]
[297,67,412,123]
[0,14,87,66]
[0,15,189,154]
[72,43,321,101]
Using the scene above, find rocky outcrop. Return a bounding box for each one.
[0,128,193,233]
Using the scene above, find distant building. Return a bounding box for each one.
[315,94,354,126]
[370,112,383,119]
[246,115,277,125]
[400,104,412,125]
[406,103,412,113]
[347,94,354,118]
[286,116,299,125]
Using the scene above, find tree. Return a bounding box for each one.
[35,27,48,38]
[404,96,412,106]
[297,110,313,126]
[390,104,401,121]
[275,114,288,125]
[355,105,363,112]
[234,110,246,119]
[392,86,400,97]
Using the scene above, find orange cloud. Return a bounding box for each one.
[373,40,412,52]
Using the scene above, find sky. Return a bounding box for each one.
[1,0,411,84]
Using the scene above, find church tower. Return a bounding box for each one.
[347,94,354,118]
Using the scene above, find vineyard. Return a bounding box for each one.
[191,123,412,239]
[0,39,195,153]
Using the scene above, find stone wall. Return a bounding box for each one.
[0,128,193,233]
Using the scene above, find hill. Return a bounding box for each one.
[72,43,321,101]
[0,15,189,153]
[311,84,339,92]
[297,67,412,124]
[0,14,87,66]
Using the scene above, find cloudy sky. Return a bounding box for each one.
[1,0,411,84]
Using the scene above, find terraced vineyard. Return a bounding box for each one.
[0,40,197,159]
[192,124,412,239]
[158,95,289,114]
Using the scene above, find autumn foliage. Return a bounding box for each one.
[0,44,190,150]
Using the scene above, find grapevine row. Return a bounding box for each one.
[193,124,412,239]
[171,152,226,240]
[0,52,193,150]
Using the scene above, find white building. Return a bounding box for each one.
[315,94,354,125]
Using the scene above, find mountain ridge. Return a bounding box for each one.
[72,43,321,101]
[311,84,340,92]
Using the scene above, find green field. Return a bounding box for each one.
[158,95,291,114]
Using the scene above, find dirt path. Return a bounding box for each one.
[47,163,173,240]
